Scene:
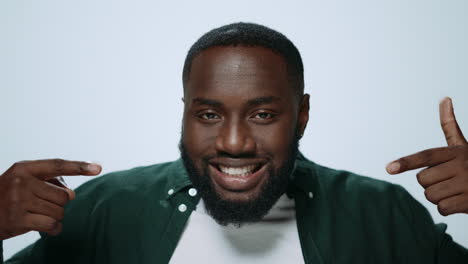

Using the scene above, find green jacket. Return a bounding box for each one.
[2,153,468,263]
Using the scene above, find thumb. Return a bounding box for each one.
[64,188,76,200]
[439,97,467,146]
[46,176,76,200]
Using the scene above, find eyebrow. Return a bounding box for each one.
[246,96,281,107]
[192,97,223,108]
[191,96,281,108]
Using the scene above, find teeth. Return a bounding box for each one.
[219,165,256,176]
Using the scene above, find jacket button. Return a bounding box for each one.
[168,189,174,195]
[178,204,187,212]
[188,188,198,197]
[308,192,314,199]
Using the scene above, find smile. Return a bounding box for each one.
[217,164,261,177]
[209,160,268,192]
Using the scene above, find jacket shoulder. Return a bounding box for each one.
[303,160,429,224]
[304,160,402,198]
[74,160,177,201]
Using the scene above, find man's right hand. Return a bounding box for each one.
[0,159,101,240]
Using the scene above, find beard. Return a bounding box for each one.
[179,131,300,227]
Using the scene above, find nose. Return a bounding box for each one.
[215,118,256,157]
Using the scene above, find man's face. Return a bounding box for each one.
[180,46,309,225]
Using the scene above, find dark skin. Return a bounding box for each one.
[0,160,101,240]
[0,46,466,241]
[181,46,309,202]
[387,97,468,215]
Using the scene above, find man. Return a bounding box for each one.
[1,22,467,263]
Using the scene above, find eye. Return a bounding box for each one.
[199,112,220,120]
[254,112,274,120]
[250,111,278,124]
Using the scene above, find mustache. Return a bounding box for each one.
[178,140,272,162]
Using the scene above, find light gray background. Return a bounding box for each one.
[1,0,467,260]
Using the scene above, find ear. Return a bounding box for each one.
[298,94,310,138]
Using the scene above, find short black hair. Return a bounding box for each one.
[182,22,304,98]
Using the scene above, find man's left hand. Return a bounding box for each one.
[386,97,468,216]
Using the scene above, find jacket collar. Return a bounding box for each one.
[164,158,193,200]
[289,151,319,197]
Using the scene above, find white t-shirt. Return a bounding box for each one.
[170,195,304,263]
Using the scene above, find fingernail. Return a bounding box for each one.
[440,96,452,103]
[387,162,400,174]
[86,163,101,174]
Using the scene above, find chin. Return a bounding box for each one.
[178,140,297,226]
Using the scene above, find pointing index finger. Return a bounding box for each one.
[21,159,102,180]
[386,147,457,174]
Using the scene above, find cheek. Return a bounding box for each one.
[182,117,219,154]
[252,118,297,154]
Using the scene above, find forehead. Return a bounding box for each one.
[185,46,294,103]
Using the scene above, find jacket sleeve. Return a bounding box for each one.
[3,243,36,264]
[1,208,94,264]
[433,223,468,262]
[397,185,468,263]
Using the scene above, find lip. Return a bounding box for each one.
[209,157,267,168]
[208,160,268,192]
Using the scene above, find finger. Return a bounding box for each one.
[46,177,76,200]
[416,161,457,188]
[46,176,67,188]
[20,159,101,180]
[32,179,72,207]
[439,97,468,146]
[47,222,63,236]
[386,146,457,174]
[437,194,468,216]
[23,213,62,235]
[27,198,65,221]
[424,177,464,205]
